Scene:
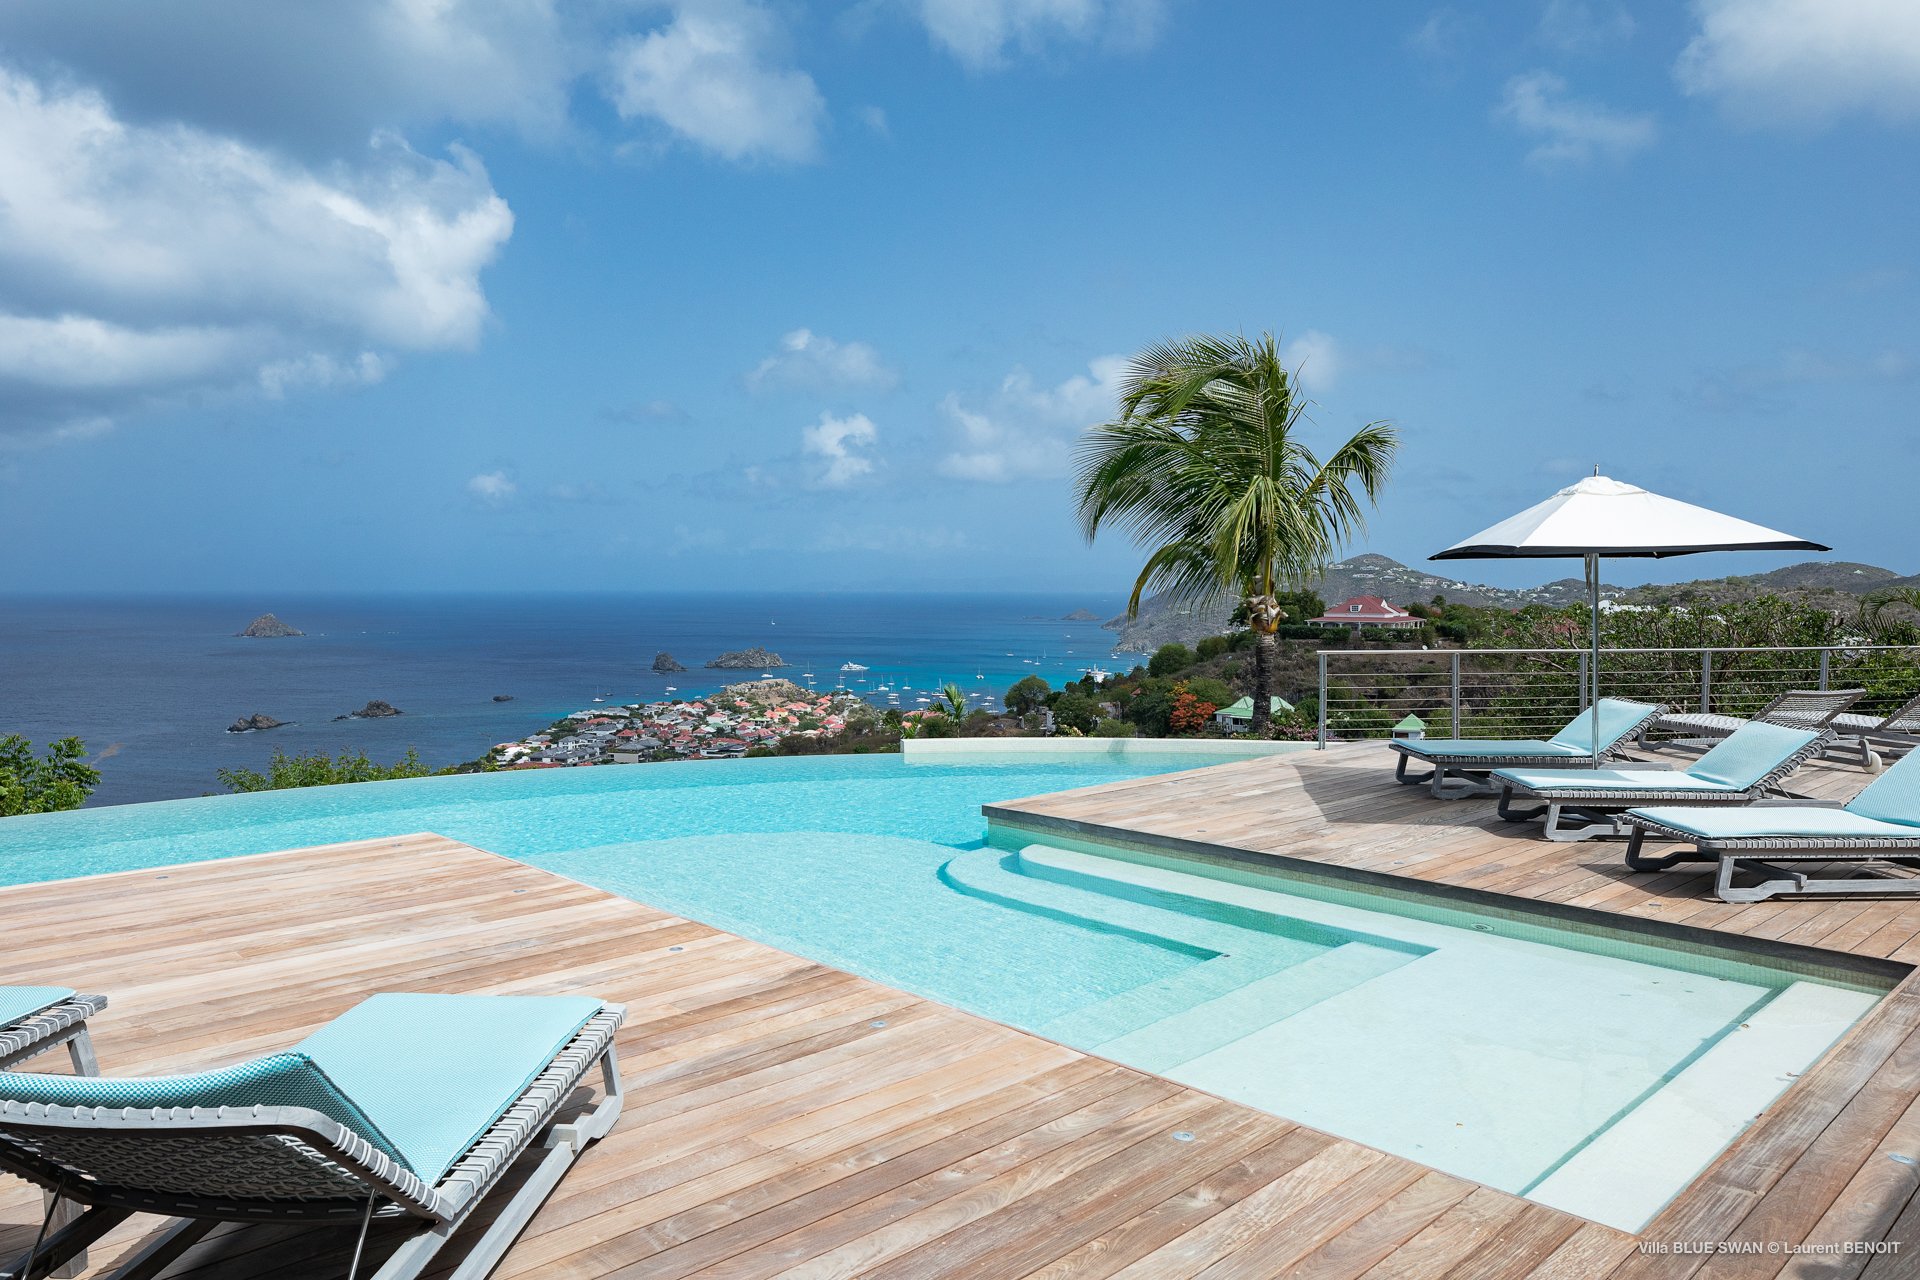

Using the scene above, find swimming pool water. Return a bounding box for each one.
[0,747,1889,1230]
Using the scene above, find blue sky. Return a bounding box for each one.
[0,0,1914,594]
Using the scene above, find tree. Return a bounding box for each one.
[1075,332,1397,733]
[1148,642,1195,676]
[218,748,435,792]
[1051,691,1099,734]
[0,736,101,816]
[1168,687,1217,735]
[1004,675,1053,716]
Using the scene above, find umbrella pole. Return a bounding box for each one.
[1587,552,1601,766]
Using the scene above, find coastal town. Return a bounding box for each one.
[487,679,873,768]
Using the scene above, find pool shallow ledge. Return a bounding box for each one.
[982,810,1913,995]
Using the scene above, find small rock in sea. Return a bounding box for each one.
[340,700,403,720]
[492,694,515,702]
[236,613,303,638]
[227,713,285,733]
[705,647,785,670]
[652,651,688,673]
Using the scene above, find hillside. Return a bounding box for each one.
[1106,555,1906,651]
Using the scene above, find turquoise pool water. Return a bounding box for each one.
[0,747,1891,1230]
[0,751,1273,886]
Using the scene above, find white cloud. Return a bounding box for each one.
[0,0,585,155]
[1498,70,1657,165]
[914,0,1168,70]
[467,470,517,502]
[0,68,512,438]
[859,105,891,137]
[1536,0,1636,52]
[801,411,880,488]
[1406,8,1476,63]
[937,355,1126,483]
[609,2,826,163]
[1282,331,1340,391]
[1675,0,1920,127]
[747,329,898,392]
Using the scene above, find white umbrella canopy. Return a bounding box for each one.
[1433,475,1826,560]
[1430,474,1829,760]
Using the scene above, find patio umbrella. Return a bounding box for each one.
[1430,473,1828,761]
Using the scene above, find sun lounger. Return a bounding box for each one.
[1622,749,1920,902]
[1825,693,1920,770]
[1491,721,1829,841]
[1388,698,1664,799]
[1644,687,1864,751]
[0,992,624,1280]
[0,988,105,1075]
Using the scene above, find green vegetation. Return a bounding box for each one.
[0,736,101,815]
[1003,674,1052,716]
[218,748,439,792]
[1076,331,1397,735]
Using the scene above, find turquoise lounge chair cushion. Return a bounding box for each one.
[0,993,604,1183]
[1493,767,1741,794]
[1686,722,1820,790]
[1846,751,1920,828]
[1628,805,1920,842]
[0,986,75,1028]
[0,1051,408,1168]
[295,993,604,1181]
[1546,698,1662,754]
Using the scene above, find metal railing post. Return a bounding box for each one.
[1701,650,1713,713]
[1577,653,1589,710]
[1819,649,1830,691]
[1450,652,1462,737]
[1316,652,1329,749]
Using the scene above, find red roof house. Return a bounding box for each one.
[1309,595,1423,630]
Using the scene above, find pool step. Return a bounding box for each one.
[1524,979,1882,1231]
[1036,948,1305,1049]
[1086,941,1417,1073]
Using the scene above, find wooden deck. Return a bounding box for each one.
[0,744,1913,1277]
[987,742,1920,1278]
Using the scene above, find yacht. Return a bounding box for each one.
[840,661,869,673]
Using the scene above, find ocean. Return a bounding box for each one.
[0,593,1139,806]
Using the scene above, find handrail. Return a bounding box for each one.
[1312,641,1920,749]
[1315,643,1916,658]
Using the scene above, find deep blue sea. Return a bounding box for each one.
[0,593,1138,806]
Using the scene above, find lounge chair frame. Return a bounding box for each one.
[1390,701,1666,800]
[0,994,105,1076]
[1624,805,1920,903]
[1494,731,1832,842]
[1825,693,1920,772]
[1644,687,1865,752]
[0,1005,624,1280]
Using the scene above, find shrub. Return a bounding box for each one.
[0,736,101,815]
[1167,687,1217,735]
[1148,643,1195,677]
[217,748,435,792]
[1185,676,1235,708]
[1122,679,1175,736]
[1092,718,1136,738]
[1051,691,1100,734]
[1004,674,1052,716]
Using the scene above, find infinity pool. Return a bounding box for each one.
[0,749,1890,1230]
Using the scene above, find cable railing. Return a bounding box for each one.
[1314,644,1920,746]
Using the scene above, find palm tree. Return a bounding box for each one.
[1861,588,1920,639]
[1075,332,1397,735]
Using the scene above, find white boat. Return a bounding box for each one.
[840,662,869,672]
[1084,667,1113,684]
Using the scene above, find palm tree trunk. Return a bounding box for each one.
[1251,630,1277,735]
